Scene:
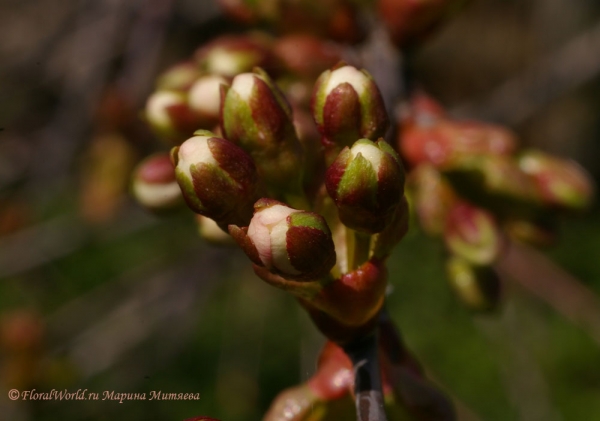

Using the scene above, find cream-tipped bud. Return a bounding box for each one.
[311,64,388,150]
[195,33,275,77]
[518,150,594,211]
[145,91,203,145]
[188,75,229,121]
[230,199,336,281]
[326,139,405,233]
[221,69,303,194]
[132,153,182,212]
[173,131,258,227]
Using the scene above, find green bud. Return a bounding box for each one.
[326,138,405,233]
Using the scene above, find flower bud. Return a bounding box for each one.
[326,138,405,233]
[145,91,203,145]
[156,61,201,91]
[518,150,594,211]
[195,33,275,78]
[308,341,353,401]
[196,215,235,245]
[188,74,229,124]
[273,34,343,79]
[400,117,517,168]
[444,202,503,265]
[378,0,467,48]
[408,164,456,236]
[312,65,389,150]
[443,155,541,212]
[221,69,304,194]
[230,199,336,280]
[132,153,182,212]
[172,131,258,227]
[313,260,387,327]
[446,256,501,312]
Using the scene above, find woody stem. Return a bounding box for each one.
[343,333,389,421]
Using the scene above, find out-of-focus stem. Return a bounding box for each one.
[343,333,389,421]
[495,239,600,347]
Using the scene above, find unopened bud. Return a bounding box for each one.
[408,164,457,235]
[221,69,303,194]
[274,34,343,79]
[378,0,467,47]
[229,199,336,281]
[518,150,594,210]
[195,33,275,78]
[172,131,258,227]
[312,64,389,150]
[156,61,201,91]
[188,74,229,124]
[443,155,540,211]
[400,118,516,168]
[145,91,203,145]
[444,202,503,265]
[196,215,235,245]
[132,153,182,212]
[446,256,501,312]
[326,138,405,233]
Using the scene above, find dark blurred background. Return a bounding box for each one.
[0,0,599,420]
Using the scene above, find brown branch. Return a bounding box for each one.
[495,239,600,347]
[452,20,600,125]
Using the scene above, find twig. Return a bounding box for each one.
[452,20,600,125]
[343,333,389,421]
[495,239,600,347]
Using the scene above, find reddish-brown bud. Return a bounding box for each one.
[230,199,336,281]
[132,153,182,212]
[408,164,457,235]
[172,131,258,226]
[221,69,304,194]
[518,150,594,211]
[273,34,344,79]
[378,0,468,47]
[312,65,389,151]
[400,118,517,168]
[326,139,405,233]
[444,202,503,265]
[195,33,275,77]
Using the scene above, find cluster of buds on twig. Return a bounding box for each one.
[132,23,411,343]
[130,16,485,418]
[400,93,595,311]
